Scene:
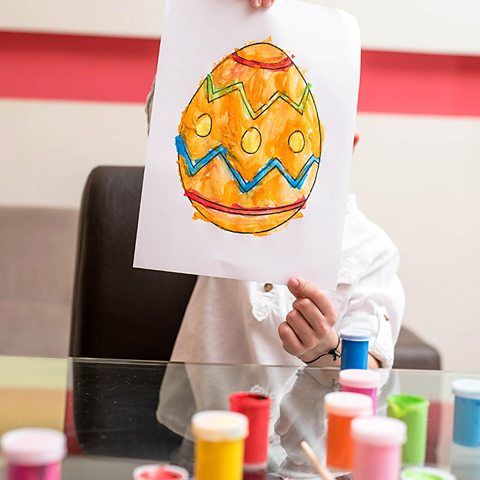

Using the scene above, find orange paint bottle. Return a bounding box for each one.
[324,392,373,471]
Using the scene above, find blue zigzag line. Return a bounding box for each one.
[175,135,320,193]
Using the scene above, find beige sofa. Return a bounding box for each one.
[0,207,78,357]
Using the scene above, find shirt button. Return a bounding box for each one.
[263,283,274,293]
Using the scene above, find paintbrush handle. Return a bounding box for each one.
[300,441,336,480]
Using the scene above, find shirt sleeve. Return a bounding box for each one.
[336,241,405,369]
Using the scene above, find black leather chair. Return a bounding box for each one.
[70,166,441,369]
[70,166,196,360]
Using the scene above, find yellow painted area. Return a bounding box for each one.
[241,127,261,154]
[178,41,323,234]
[0,357,67,438]
[195,113,212,137]
[289,130,306,153]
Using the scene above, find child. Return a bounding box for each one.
[146,0,404,369]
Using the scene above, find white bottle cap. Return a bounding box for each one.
[324,392,373,417]
[352,417,406,446]
[452,379,480,400]
[1,428,66,466]
[192,410,248,442]
[340,328,371,342]
[340,369,380,389]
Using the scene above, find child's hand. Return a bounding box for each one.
[278,278,338,364]
[249,0,276,8]
[275,369,335,464]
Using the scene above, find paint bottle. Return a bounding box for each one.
[451,379,480,448]
[324,391,372,471]
[0,428,66,480]
[132,464,189,480]
[339,328,370,370]
[192,410,248,480]
[401,466,456,479]
[351,416,406,480]
[339,369,380,412]
[229,392,271,470]
[387,394,430,465]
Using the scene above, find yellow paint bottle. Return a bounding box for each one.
[192,410,249,480]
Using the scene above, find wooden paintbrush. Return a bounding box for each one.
[300,440,336,480]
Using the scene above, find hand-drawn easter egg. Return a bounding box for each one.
[176,40,323,235]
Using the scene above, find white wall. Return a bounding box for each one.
[0,99,147,207]
[2,0,480,54]
[352,114,480,372]
[0,0,164,38]
[1,0,479,371]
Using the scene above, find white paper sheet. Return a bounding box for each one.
[134,0,360,290]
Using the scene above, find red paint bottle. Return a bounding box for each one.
[230,392,272,471]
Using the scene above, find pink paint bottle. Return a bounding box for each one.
[351,417,406,480]
[1,428,67,480]
[339,369,380,412]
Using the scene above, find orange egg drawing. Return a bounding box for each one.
[176,40,324,235]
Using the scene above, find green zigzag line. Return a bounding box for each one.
[206,73,312,119]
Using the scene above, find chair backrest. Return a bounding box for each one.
[69,166,197,360]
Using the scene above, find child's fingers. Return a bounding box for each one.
[249,0,275,8]
[285,309,318,350]
[278,321,304,357]
[287,277,337,321]
[275,406,297,436]
[292,297,332,334]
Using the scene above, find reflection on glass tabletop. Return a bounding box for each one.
[1,357,479,479]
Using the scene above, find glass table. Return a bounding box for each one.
[0,356,479,479]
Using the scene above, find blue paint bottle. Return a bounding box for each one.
[340,328,370,370]
[452,379,480,448]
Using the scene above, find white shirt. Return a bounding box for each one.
[171,194,404,368]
